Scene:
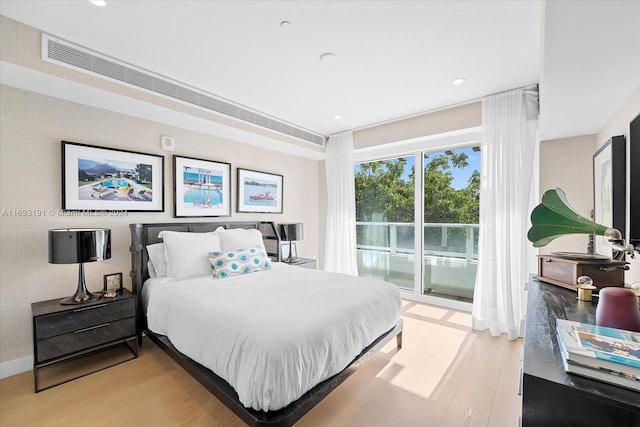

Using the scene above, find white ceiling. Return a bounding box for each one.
[0,0,638,142]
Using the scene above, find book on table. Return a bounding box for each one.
[555,319,640,391]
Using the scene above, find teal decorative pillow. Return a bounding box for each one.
[208,246,272,279]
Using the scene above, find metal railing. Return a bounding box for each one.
[356,221,479,261]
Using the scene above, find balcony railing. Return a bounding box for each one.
[356,221,479,301]
[356,221,479,260]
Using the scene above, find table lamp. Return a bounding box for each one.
[49,228,111,305]
[279,223,303,263]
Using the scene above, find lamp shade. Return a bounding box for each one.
[279,223,303,241]
[49,228,111,264]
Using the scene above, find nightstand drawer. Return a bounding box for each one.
[35,298,135,339]
[36,316,136,362]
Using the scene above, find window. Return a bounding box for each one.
[355,146,480,304]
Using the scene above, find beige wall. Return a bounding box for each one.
[538,134,597,254]
[0,85,321,367]
[537,82,640,285]
[353,102,481,149]
[597,82,640,286]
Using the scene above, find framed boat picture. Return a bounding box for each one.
[174,155,231,217]
[237,168,283,214]
[62,141,164,212]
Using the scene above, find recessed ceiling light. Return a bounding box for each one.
[319,52,337,64]
[89,0,106,7]
[333,115,342,120]
[452,78,466,85]
[280,20,292,29]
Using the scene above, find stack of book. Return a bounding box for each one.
[556,318,640,391]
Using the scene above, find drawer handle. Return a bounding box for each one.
[73,304,109,313]
[74,323,109,334]
[517,367,523,395]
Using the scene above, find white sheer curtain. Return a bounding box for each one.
[324,132,358,275]
[472,86,539,340]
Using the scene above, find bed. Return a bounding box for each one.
[129,221,403,427]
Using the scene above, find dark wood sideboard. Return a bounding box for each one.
[522,279,640,426]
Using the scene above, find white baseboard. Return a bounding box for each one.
[0,355,32,379]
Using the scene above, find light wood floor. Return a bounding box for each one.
[0,301,522,426]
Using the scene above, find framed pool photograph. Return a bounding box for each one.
[173,155,231,217]
[237,168,283,214]
[62,141,164,212]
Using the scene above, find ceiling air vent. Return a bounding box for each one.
[42,34,325,147]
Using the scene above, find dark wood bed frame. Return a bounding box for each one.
[129,221,403,427]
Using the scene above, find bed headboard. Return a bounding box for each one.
[129,221,281,294]
[129,221,280,338]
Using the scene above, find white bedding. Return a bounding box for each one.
[144,263,401,411]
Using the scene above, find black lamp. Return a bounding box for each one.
[279,223,303,263]
[49,228,111,305]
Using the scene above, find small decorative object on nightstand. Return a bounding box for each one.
[31,289,138,392]
[49,228,111,305]
[103,272,123,297]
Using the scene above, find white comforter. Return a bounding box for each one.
[144,263,401,411]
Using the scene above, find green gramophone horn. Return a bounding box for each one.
[527,188,618,247]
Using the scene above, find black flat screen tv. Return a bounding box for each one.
[631,113,640,250]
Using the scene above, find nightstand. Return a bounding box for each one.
[284,257,316,269]
[32,289,138,392]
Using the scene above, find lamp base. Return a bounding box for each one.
[60,291,101,305]
[59,262,102,305]
[283,240,298,264]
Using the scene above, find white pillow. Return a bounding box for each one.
[214,226,266,252]
[159,231,221,280]
[146,243,167,278]
[147,260,157,278]
[208,246,272,279]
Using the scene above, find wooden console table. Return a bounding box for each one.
[522,279,640,426]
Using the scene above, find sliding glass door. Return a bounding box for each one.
[421,147,479,302]
[354,156,415,290]
[355,147,480,304]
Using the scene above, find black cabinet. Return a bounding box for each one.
[32,290,138,392]
[522,279,640,426]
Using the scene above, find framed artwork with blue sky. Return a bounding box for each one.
[62,141,164,212]
[173,155,231,217]
[237,168,283,214]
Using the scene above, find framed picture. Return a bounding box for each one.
[593,135,626,256]
[62,141,164,212]
[237,168,283,213]
[103,272,123,296]
[173,155,231,217]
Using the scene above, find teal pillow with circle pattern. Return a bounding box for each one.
[208,246,272,279]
